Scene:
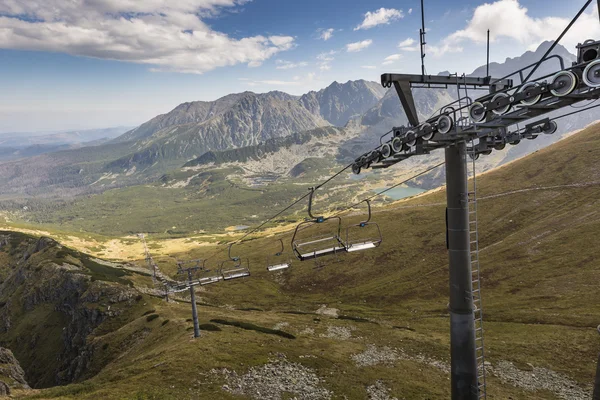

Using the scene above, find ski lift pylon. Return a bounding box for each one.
[267,239,292,272]
[291,187,346,261]
[345,199,383,252]
[220,243,251,280]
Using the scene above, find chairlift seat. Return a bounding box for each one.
[267,263,290,272]
[346,241,378,252]
[222,267,251,280]
[344,200,383,253]
[294,235,346,260]
[199,275,222,285]
[266,239,293,272]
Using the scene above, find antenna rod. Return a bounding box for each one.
[420,0,426,77]
[486,29,490,77]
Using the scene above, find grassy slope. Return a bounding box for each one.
[13,124,600,399]
[15,159,372,236]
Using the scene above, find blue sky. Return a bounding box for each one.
[0,0,596,132]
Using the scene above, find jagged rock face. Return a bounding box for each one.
[0,234,138,388]
[0,347,30,393]
[299,80,386,126]
[184,127,345,167]
[115,92,261,143]
[107,92,329,170]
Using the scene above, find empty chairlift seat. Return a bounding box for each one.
[292,217,346,261]
[220,244,251,280]
[267,239,292,272]
[345,200,382,253]
[291,187,347,261]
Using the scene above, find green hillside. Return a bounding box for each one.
[1,123,599,399]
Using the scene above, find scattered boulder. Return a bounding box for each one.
[366,380,398,400]
[217,355,332,400]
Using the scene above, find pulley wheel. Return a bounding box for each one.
[352,163,361,174]
[519,82,542,106]
[583,59,600,87]
[527,134,538,140]
[550,70,578,97]
[543,120,558,134]
[509,140,521,145]
[380,143,392,158]
[437,115,453,135]
[469,152,480,161]
[406,130,417,147]
[494,143,506,151]
[391,137,404,153]
[469,102,487,122]
[491,92,511,115]
[420,123,434,140]
[482,150,492,155]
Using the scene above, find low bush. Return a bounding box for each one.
[210,319,295,339]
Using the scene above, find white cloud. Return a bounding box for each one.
[398,38,420,52]
[316,50,336,70]
[317,50,336,62]
[398,38,416,48]
[0,0,295,74]
[384,54,402,62]
[408,8,413,14]
[436,0,600,57]
[346,39,373,52]
[318,28,335,41]
[276,60,308,70]
[354,8,404,31]
[361,65,377,69]
[382,54,402,66]
[242,72,318,88]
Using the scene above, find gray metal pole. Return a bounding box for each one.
[445,142,478,400]
[486,30,490,78]
[594,325,600,400]
[594,353,600,400]
[188,270,200,338]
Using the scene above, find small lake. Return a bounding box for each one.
[372,186,426,200]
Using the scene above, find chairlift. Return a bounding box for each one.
[267,239,292,272]
[291,188,346,261]
[345,200,383,252]
[198,260,223,285]
[220,244,251,280]
[177,259,222,286]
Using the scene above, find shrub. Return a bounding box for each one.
[142,309,156,316]
[198,323,221,332]
[146,314,159,322]
[210,319,295,339]
[161,320,170,326]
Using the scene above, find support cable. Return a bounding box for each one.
[523,0,593,83]
[201,162,355,262]
[332,161,446,218]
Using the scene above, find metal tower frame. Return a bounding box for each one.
[350,1,600,398]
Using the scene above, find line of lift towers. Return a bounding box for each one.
[139,1,600,398]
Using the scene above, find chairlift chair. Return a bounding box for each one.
[267,239,292,272]
[198,260,224,285]
[291,188,346,261]
[345,200,383,253]
[220,244,251,280]
[177,259,222,286]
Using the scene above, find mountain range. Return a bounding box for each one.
[0,41,598,206]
